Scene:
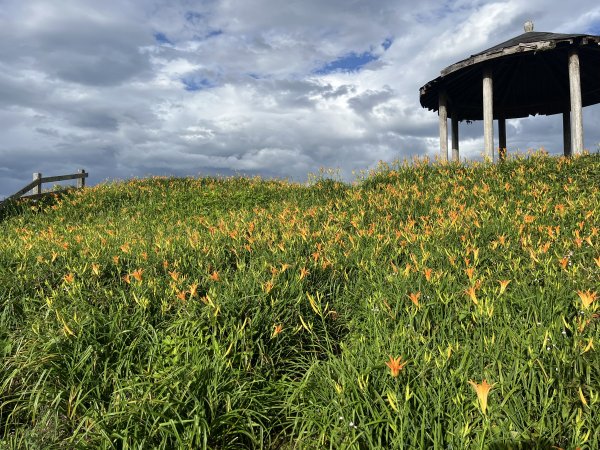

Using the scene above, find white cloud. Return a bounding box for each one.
[1,0,599,197]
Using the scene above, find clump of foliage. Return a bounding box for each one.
[1,153,598,449]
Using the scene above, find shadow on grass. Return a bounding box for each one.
[0,194,63,223]
[489,437,556,450]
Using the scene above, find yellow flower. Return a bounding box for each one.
[385,355,407,377]
[468,379,493,415]
[577,290,597,309]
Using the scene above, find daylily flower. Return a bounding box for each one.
[465,267,475,281]
[132,269,143,282]
[468,379,494,415]
[424,268,432,282]
[498,280,511,295]
[64,273,75,284]
[465,286,478,305]
[408,292,421,308]
[386,355,407,377]
[299,267,310,280]
[272,324,283,337]
[577,290,597,309]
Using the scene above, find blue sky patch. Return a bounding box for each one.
[154,32,173,45]
[587,21,600,35]
[315,51,378,74]
[181,76,215,91]
[382,38,393,51]
[206,29,223,38]
[185,11,204,24]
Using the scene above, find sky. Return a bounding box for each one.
[1,0,600,198]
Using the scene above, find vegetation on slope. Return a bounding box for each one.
[0,153,599,449]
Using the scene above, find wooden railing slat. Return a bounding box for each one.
[7,179,42,200]
[1,170,88,207]
[41,173,88,184]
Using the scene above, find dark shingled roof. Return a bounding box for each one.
[419,30,600,121]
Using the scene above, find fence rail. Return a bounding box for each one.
[1,170,88,207]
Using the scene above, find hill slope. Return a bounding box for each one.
[1,154,599,449]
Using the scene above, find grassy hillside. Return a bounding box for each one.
[1,153,599,449]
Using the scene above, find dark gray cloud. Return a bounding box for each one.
[1,0,600,198]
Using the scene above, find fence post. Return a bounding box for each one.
[32,173,42,195]
[78,169,86,189]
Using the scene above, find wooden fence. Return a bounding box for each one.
[0,170,88,207]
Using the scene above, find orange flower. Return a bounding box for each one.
[210,271,220,281]
[176,290,187,301]
[385,355,407,377]
[299,267,310,280]
[408,292,421,308]
[424,268,432,282]
[465,286,478,305]
[559,257,569,270]
[132,269,143,282]
[498,280,511,295]
[524,215,535,224]
[264,280,274,293]
[465,267,475,281]
[91,263,100,276]
[64,273,75,284]
[468,379,493,415]
[594,256,600,268]
[188,283,198,298]
[169,271,180,281]
[577,290,597,310]
[272,324,283,337]
[120,243,130,253]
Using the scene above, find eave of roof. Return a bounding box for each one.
[418,30,600,121]
[441,32,599,76]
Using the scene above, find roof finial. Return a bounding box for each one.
[524,20,534,32]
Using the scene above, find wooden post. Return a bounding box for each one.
[498,117,507,161]
[32,173,42,195]
[483,68,494,162]
[563,111,572,157]
[568,49,584,155]
[78,169,86,189]
[439,91,448,162]
[451,115,459,162]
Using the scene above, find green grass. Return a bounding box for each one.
[1,153,599,449]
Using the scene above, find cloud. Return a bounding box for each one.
[1,0,599,198]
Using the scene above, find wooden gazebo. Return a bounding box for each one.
[419,22,600,161]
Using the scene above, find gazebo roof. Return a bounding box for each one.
[419,29,600,121]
